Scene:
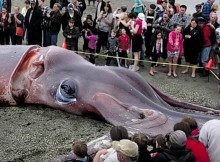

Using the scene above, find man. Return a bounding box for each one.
[202,0,215,21]
[193,4,205,19]
[144,4,159,58]
[48,3,62,46]
[171,5,189,29]
[3,0,11,13]
[94,0,106,26]
[197,17,212,76]
[25,0,42,45]
[156,0,168,17]
[112,139,139,162]
[38,0,50,47]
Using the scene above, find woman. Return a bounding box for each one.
[181,19,203,78]
[133,0,143,14]
[115,12,131,38]
[96,3,113,53]
[167,25,183,77]
[0,6,10,45]
[129,12,143,72]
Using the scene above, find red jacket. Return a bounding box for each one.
[118,34,131,51]
[201,25,212,47]
[186,138,210,162]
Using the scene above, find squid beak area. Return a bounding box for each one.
[93,93,173,136]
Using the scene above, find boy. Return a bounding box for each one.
[63,19,81,51]
[118,28,130,68]
[106,30,119,66]
[72,141,92,162]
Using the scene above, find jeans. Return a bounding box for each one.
[201,46,211,66]
[51,34,58,46]
[43,29,51,47]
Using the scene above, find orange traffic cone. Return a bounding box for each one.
[62,40,67,49]
[205,59,213,70]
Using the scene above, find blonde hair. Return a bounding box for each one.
[211,4,219,11]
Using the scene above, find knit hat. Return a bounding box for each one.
[196,17,206,23]
[150,4,156,10]
[112,139,139,158]
[169,130,187,149]
[138,13,145,21]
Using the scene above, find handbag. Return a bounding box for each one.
[16,27,23,37]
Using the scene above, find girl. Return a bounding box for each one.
[85,29,98,64]
[167,25,183,77]
[118,28,130,67]
[149,31,165,76]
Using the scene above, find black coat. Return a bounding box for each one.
[62,11,82,31]
[25,6,43,45]
[50,10,62,34]
[94,0,106,21]
[151,148,195,162]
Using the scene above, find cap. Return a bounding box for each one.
[67,3,74,10]
[169,130,187,149]
[121,5,127,11]
[150,4,156,10]
[112,139,138,158]
[195,4,202,8]
[196,16,206,23]
[138,13,145,21]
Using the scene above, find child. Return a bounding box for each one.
[149,31,165,76]
[167,25,183,77]
[72,141,93,162]
[118,28,130,68]
[106,30,119,66]
[85,29,98,64]
[63,19,81,51]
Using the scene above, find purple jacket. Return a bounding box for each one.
[85,32,98,50]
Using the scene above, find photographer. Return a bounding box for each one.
[152,11,174,63]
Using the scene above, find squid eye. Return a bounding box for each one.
[56,80,77,104]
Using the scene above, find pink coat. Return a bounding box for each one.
[85,32,99,50]
[167,31,183,58]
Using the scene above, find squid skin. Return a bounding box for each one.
[0,45,219,136]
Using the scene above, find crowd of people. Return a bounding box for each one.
[63,117,220,162]
[0,0,220,77]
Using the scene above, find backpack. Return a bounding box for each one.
[162,152,192,162]
[205,25,217,45]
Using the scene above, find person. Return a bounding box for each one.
[181,116,199,140]
[9,6,24,45]
[197,16,212,76]
[62,3,82,32]
[63,19,81,51]
[174,122,210,162]
[171,5,189,29]
[168,2,177,18]
[25,0,42,46]
[93,126,129,162]
[82,14,95,52]
[167,25,183,77]
[152,11,174,65]
[94,0,106,26]
[0,0,2,12]
[71,0,86,16]
[48,3,62,46]
[106,30,119,66]
[88,0,95,6]
[132,0,143,14]
[149,31,166,76]
[132,133,151,162]
[21,0,31,17]
[151,130,195,162]
[3,0,11,13]
[85,29,98,64]
[96,3,113,53]
[181,18,203,78]
[144,4,159,59]
[113,139,139,162]
[118,28,130,68]
[0,5,10,45]
[72,141,93,162]
[199,119,220,162]
[115,12,131,39]
[129,12,143,72]
[210,4,218,21]
[150,134,168,158]
[193,4,205,19]
[39,0,51,47]
[113,5,127,20]
[202,0,215,21]
[156,0,169,18]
